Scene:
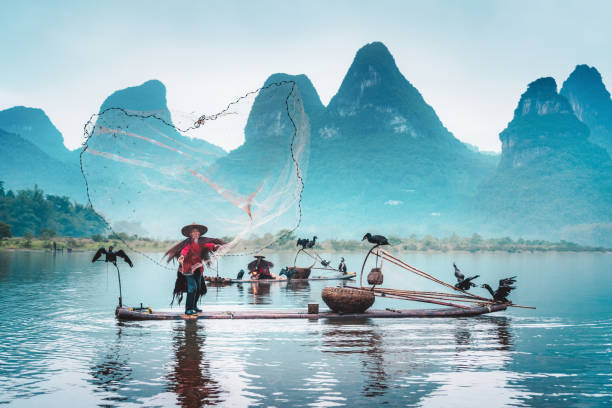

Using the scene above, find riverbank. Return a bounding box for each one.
[0,234,608,253]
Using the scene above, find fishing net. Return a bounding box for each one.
[80,81,309,258]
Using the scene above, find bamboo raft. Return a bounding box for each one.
[115,303,507,320]
[230,273,356,283]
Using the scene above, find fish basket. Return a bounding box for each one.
[321,287,375,314]
[367,267,384,285]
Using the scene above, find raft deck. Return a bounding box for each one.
[230,273,356,284]
[116,303,507,321]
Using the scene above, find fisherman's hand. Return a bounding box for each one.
[213,244,220,251]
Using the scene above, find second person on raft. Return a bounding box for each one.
[164,222,225,315]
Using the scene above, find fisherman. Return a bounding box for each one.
[164,223,225,315]
[248,255,275,279]
[338,257,347,275]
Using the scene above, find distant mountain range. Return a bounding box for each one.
[1,42,610,245]
[473,77,612,245]
[0,108,83,199]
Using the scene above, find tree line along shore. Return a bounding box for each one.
[0,230,608,253]
[0,184,608,253]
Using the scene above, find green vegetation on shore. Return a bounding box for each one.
[1,230,608,253]
[0,182,105,238]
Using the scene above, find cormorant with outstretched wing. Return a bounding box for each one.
[92,246,133,267]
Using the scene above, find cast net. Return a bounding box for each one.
[80,80,309,262]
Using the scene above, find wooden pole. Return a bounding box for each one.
[114,264,123,308]
[375,249,491,301]
[360,244,380,287]
[366,290,471,309]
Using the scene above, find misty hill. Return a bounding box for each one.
[207,73,320,190]
[561,64,612,155]
[96,79,226,159]
[82,79,228,236]
[0,127,84,199]
[474,77,612,245]
[0,106,77,164]
[206,43,499,237]
[302,42,498,234]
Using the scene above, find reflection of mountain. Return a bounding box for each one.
[167,320,222,407]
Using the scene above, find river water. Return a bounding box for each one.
[0,250,610,407]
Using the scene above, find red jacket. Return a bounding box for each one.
[180,241,216,275]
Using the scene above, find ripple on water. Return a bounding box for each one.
[1,251,612,406]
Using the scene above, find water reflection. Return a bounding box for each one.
[89,322,132,403]
[284,280,310,293]
[322,319,389,398]
[167,320,223,407]
[247,282,271,304]
[491,316,512,351]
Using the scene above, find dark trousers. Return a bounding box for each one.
[184,273,201,312]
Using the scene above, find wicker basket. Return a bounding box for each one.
[321,287,375,313]
[367,267,384,285]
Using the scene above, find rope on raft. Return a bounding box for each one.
[362,247,535,309]
[295,248,338,272]
[372,248,490,301]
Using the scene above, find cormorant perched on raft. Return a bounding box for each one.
[362,233,389,246]
[453,263,479,291]
[481,277,517,303]
[92,246,133,267]
[297,236,317,249]
[338,257,347,274]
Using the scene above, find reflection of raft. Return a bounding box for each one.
[116,303,507,320]
[230,273,356,283]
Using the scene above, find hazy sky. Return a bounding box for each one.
[1,0,611,152]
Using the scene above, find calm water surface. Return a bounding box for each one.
[0,250,610,407]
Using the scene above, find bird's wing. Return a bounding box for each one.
[499,276,517,287]
[115,250,133,267]
[454,265,465,281]
[465,275,480,283]
[496,276,516,299]
[496,285,515,300]
[92,247,106,263]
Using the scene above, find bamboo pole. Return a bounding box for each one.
[346,286,494,305]
[375,249,492,301]
[365,290,471,309]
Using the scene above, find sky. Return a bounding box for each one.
[1,0,611,152]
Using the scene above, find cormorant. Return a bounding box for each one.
[362,233,389,246]
[92,246,133,267]
[297,236,317,249]
[481,277,517,303]
[453,263,479,291]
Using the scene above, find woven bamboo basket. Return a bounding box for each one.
[367,267,384,285]
[321,287,375,313]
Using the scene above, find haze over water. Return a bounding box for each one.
[0,251,610,407]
